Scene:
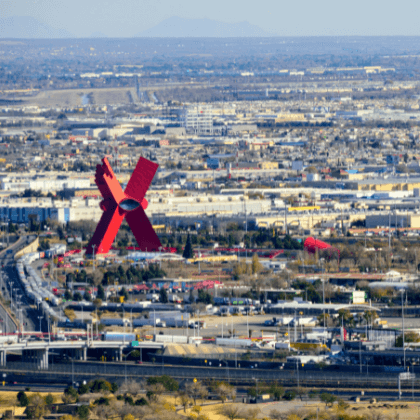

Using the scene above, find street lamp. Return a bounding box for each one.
[401,289,406,370]
[92,245,97,272]
[8,282,12,308]
[13,289,18,310]
[38,316,43,333]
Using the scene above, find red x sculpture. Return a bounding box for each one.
[86,156,161,255]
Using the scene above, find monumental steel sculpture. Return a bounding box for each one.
[86,156,161,255]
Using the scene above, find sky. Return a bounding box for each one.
[1,0,420,38]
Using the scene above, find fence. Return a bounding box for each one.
[1,361,417,392]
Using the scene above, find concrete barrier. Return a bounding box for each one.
[14,237,39,259]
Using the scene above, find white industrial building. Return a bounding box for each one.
[0,197,103,224]
[0,176,91,193]
[182,104,213,134]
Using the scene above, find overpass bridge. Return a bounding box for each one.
[0,339,164,370]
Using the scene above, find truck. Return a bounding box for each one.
[146,293,159,302]
[215,338,260,348]
[103,332,138,342]
[290,317,318,327]
[169,295,182,303]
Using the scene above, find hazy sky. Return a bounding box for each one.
[1,0,420,38]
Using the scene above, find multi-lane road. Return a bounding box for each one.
[0,235,37,333]
[0,360,413,392]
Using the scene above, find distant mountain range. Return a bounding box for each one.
[136,16,274,38]
[0,15,273,39]
[0,16,74,39]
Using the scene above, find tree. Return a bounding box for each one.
[178,391,190,413]
[26,393,49,420]
[183,233,193,259]
[147,375,179,392]
[146,383,165,402]
[119,287,129,302]
[269,410,283,420]
[217,404,242,420]
[44,394,54,405]
[93,298,102,309]
[251,253,262,274]
[317,313,330,327]
[268,383,284,401]
[396,332,420,347]
[242,408,260,420]
[185,381,209,405]
[17,391,29,407]
[73,291,83,302]
[159,287,168,303]
[118,379,143,396]
[197,289,214,305]
[215,383,236,403]
[294,387,306,401]
[64,289,73,301]
[320,393,337,407]
[76,405,90,420]
[97,285,105,300]
[283,390,296,401]
[337,309,354,327]
[363,310,378,327]
[63,386,78,403]
[78,384,89,395]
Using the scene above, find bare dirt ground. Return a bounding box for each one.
[25,87,138,107]
[184,401,420,420]
[0,391,63,416]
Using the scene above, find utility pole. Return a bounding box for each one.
[402,290,406,371]
[92,245,97,272]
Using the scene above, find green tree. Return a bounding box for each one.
[73,291,83,302]
[159,287,168,303]
[268,383,284,401]
[88,379,112,393]
[97,285,105,300]
[283,390,296,401]
[147,375,179,392]
[75,405,90,420]
[197,289,214,305]
[78,384,89,395]
[64,289,73,301]
[44,394,54,405]
[17,391,29,407]
[64,386,78,403]
[320,393,337,407]
[183,233,194,259]
[337,308,355,327]
[119,287,129,301]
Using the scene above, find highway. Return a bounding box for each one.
[0,360,414,390]
[0,235,37,333]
